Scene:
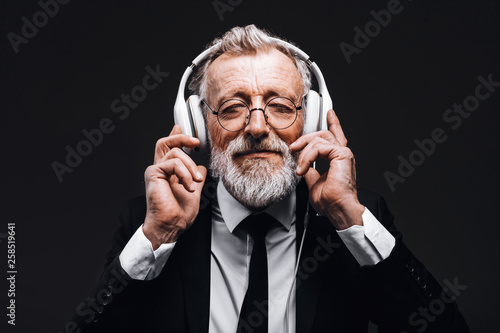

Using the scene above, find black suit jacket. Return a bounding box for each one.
[71,179,469,332]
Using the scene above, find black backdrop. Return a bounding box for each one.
[2,0,499,332]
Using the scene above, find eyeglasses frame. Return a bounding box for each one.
[201,96,303,132]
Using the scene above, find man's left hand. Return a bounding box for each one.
[290,109,365,230]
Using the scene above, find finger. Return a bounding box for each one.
[296,140,350,176]
[154,134,200,164]
[290,130,339,152]
[159,148,204,182]
[327,109,348,147]
[192,166,207,192]
[296,138,333,175]
[170,166,207,196]
[167,173,180,187]
[304,167,320,190]
[154,158,198,192]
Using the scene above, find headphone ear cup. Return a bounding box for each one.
[186,95,207,152]
[174,93,194,138]
[303,90,320,134]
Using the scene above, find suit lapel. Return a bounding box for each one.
[295,180,321,333]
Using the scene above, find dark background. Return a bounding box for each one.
[1,0,499,332]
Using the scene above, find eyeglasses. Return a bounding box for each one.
[202,97,302,132]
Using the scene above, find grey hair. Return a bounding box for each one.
[188,25,312,104]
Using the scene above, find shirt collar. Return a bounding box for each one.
[217,180,296,233]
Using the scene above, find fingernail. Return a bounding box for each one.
[296,165,302,174]
[189,183,195,192]
[196,172,203,180]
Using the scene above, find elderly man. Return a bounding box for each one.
[72,25,468,333]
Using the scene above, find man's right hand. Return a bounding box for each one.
[142,125,207,250]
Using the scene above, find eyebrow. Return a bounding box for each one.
[217,91,248,104]
[216,89,299,106]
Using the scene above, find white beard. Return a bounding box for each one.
[209,133,301,210]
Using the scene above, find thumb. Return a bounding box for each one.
[304,167,320,189]
[170,124,183,135]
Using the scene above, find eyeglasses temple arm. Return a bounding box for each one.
[201,100,218,115]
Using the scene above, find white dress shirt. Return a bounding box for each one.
[119,181,396,332]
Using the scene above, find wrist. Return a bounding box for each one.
[325,200,365,230]
[143,218,182,250]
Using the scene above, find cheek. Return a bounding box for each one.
[279,113,304,145]
[207,118,237,149]
[296,112,305,136]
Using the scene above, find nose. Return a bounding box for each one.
[244,108,270,139]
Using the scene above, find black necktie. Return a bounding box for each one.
[236,213,274,333]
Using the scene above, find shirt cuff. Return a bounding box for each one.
[336,208,396,266]
[118,225,176,280]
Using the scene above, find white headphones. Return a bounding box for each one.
[173,37,333,153]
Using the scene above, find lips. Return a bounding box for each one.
[234,150,281,157]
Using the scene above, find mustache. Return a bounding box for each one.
[227,134,289,156]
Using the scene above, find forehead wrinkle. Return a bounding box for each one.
[206,50,303,106]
